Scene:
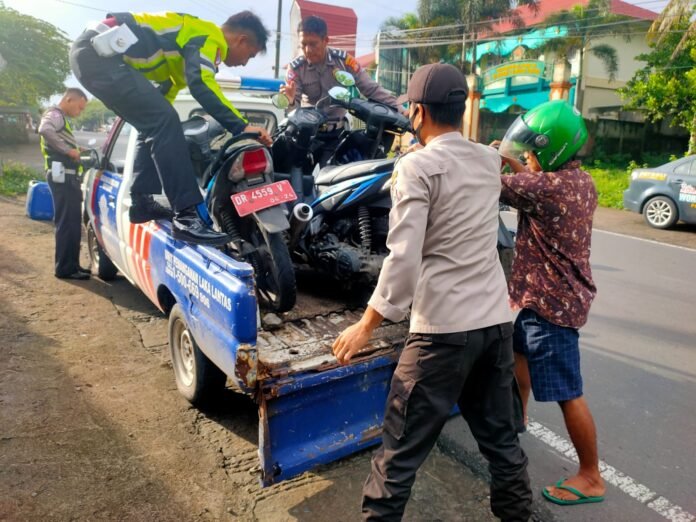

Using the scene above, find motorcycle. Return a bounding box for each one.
[270,84,411,287]
[182,115,298,312]
[271,84,515,290]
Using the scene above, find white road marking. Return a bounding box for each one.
[593,228,696,253]
[527,420,695,522]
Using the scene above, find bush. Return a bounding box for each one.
[0,160,40,196]
[586,166,629,209]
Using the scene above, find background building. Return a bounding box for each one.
[374,0,688,155]
[290,0,357,57]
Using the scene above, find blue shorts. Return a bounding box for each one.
[513,309,583,402]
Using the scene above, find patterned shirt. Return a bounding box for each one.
[500,161,597,329]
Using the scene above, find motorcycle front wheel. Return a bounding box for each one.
[245,228,296,313]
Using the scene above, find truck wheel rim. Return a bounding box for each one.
[88,228,100,266]
[647,201,671,226]
[174,320,195,387]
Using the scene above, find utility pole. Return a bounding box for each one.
[375,31,381,84]
[274,0,282,78]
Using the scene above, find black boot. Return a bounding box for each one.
[129,193,174,223]
[172,206,231,246]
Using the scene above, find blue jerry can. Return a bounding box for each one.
[26,180,54,221]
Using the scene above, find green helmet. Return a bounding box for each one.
[499,100,588,171]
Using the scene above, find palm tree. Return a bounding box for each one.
[535,0,634,109]
[457,0,540,73]
[379,0,540,73]
[648,0,696,59]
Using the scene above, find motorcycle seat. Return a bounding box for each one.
[315,158,395,186]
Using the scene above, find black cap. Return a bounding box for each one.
[403,63,469,105]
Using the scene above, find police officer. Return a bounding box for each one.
[281,16,400,163]
[70,11,272,245]
[39,88,89,280]
[332,64,532,521]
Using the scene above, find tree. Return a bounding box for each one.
[648,0,696,59]
[456,0,539,72]
[535,0,633,109]
[72,100,115,131]
[379,0,539,72]
[0,2,71,108]
[621,6,696,155]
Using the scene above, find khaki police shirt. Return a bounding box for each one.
[286,48,399,121]
[368,132,511,334]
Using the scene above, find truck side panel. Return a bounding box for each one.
[86,167,259,392]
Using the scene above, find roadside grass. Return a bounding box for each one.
[0,161,40,197]
[586,166,629,209]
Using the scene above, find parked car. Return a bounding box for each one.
[623,155,696,229]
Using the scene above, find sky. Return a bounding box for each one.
[4,0,421,80]
[5,0,665,87]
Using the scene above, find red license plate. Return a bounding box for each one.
[230,180,297,217]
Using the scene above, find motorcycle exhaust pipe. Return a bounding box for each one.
[289,203,313,247]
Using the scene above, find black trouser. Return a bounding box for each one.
[69,31,201,212]
[362,323,532,522]
[46,172,82,277]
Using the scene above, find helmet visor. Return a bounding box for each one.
[498,116,550,163]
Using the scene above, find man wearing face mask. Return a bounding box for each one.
[332,63,532,521]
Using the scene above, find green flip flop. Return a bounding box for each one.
[542,479,605,506]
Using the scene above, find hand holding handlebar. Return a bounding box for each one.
[244,125,272,147]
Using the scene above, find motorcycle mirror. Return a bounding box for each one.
[328,86,351,103]
[272,93,290,110]
[334,70,355,87]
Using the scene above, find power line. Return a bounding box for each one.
[54,0,107,13]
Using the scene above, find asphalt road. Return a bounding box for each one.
[441,226,696,522]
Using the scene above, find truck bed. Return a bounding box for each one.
[257,289,407,380]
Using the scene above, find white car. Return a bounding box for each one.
[175,76,285,133]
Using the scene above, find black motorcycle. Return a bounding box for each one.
[182,116,298,312]
[270,86,411,286]
[271,86,515,290]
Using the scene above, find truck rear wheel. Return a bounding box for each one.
[87,225,118,280]
[168,303,226,406]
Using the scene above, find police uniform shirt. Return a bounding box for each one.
[286,48,398,121]
[39,108,79,170]
[368,132,511,334]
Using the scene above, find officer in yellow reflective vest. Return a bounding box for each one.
[70,11,271,245]
[38,88,89,280]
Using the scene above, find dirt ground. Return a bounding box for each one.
[1,139,497,521]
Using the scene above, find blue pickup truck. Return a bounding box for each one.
[81,80,408,487]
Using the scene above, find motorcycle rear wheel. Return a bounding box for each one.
[245,229,296,313]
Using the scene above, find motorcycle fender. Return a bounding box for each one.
[252,206,290,234]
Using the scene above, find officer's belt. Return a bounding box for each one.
[46,168,79,175]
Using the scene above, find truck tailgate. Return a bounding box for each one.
[255,291,408,486]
